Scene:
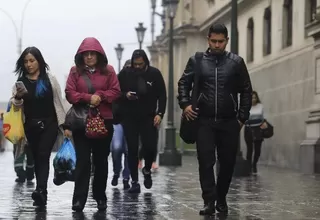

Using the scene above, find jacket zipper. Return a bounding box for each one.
[197,93,203,104]
[215,60,218,121]
[230,93,237,112]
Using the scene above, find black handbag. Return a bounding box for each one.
[179,52,203,144]
[262,120,274,139]
[66,73,95,131]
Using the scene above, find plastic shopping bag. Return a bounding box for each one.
[53,138,76,186]
[3,104,25,144]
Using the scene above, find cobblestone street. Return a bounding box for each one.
[0,150,320,219]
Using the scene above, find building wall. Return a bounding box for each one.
[234,0,316,169]
[244,49,314,169]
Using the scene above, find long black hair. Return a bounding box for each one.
[252,91,261,103]
[15,47,50,97]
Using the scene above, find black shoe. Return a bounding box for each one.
[123,179,130,190]
[72,201,84,212]
[15,177,25,183]
[111,175,119,186]
[216,199,228,214]
[128,182,141,193]
[142,168,152,189]
[26,167,35,181]
[32,189,47,207]
[199,202,215,216]
[252,164,257,174]
[97,200,107,211]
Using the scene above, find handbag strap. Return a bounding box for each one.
[80,74,96,94]
[191,52,204,108]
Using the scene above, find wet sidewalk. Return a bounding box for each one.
[0,151,320,220]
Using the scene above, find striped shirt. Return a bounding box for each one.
[246,103,264,127]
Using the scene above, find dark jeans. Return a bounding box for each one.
[123,116,158,182]
[196,118,240,203]
[72,121,113,205]
[25,118,58,190]
[244,127,263,166]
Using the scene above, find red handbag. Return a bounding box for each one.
[85,108,108,138]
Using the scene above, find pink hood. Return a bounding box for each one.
[76,37,108,64]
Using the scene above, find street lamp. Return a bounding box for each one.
[159,0,182,166]
[0,0,32,54]
[230,0,251,177]
[135,22,147,50]
[114,43,124,73]
[150,0,166,43]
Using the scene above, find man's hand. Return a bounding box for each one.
[183,105,198,121]
[64,129,72,138]
[90,95,101,106]
[126,92,138,100]
[154,115,162,127]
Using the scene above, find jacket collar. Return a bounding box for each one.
[204,48,227,63]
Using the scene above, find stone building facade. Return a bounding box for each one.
[149,0,320,172]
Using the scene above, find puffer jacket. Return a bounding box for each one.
[177,50,252,124]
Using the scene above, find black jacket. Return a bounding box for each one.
[177,50,252,124]
[117,50,167,119]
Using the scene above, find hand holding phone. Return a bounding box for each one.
[126,91,138,100]
[15,81,28,97]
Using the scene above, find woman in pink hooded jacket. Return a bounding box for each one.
[65,37,120,212]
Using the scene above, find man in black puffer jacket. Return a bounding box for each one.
[178,24,252,216]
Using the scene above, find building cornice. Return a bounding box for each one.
[151,23,198,48]
[147,43,168,55]
[305,20,320,40]
[199,0,257,32]
[174,23,200,36]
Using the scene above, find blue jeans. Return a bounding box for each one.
[111,124,130,180]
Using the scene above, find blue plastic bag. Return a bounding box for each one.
[53,138,76,185]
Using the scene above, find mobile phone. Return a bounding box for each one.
[15,81,28,93]
[130,92,137,96]
[16,81,26,89]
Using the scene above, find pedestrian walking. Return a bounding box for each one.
[178,24,252,215]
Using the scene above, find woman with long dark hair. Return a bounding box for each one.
[11,46,66,207]
[65,37,120,212]
[244,91,267,173]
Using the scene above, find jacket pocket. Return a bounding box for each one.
[230,94,237,112]
[197,93,203,105]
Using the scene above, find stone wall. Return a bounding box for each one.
[240,47,315,169]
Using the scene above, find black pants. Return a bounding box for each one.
[138,140,158,162]
[244,127,263,166]
[25,118,58,190]
[123,116,158,182]
[72,121,113,205]
[196,118,240,203]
